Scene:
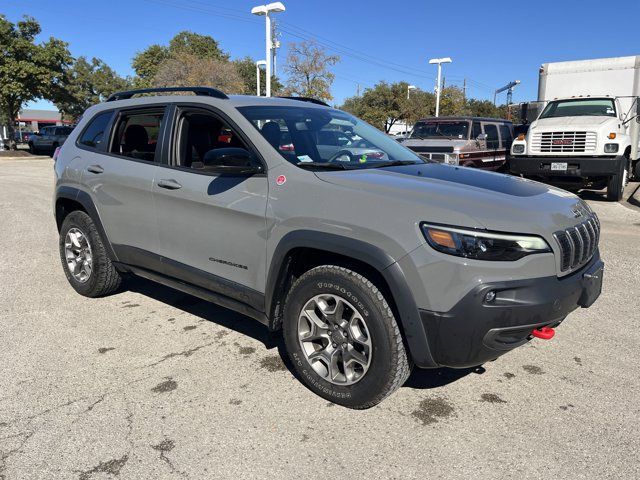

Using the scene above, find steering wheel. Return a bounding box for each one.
[328,150,354,163]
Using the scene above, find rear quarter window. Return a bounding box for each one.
[78,111,113,149]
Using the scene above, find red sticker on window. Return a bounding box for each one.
[276,175,287,186]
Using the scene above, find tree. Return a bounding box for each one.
[152,54,245,94]
[283,40,339,102]
[437,86,467,117]
[341,81,435,133]
[54,56,129,120]
[0,15,71,147]
[132,31,229,88]
[233,56,282,96]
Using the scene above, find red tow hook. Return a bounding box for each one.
[531,326,555,340]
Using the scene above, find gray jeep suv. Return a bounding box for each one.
[54,87,604,409]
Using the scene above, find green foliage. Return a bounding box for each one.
[342,81,511,132]
[54,57,130,120]
[132,31,230,89]
[0,15,72,144]
[233,56,282,96]
[283,40,339,102]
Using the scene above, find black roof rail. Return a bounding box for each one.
[106,86,228,102]
[277,96,330,107]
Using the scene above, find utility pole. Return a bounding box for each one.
[463,79,467,101]
[251,3,285,97]
[356,83,360,96]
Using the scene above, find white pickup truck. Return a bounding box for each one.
[509,56,640,201]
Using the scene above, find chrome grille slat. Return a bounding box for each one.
[554,213,600,275]
[531,131,597,153]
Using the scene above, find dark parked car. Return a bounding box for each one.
[29,126,74,154]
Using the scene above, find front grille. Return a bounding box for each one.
[531,131,597,153]
[554,214,600,273]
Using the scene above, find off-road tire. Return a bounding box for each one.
[59,211,121,297]
[28,142,37,155]
[282,265,412,409]
[606,159,627,202]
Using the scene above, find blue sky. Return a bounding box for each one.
[6,0,640,110]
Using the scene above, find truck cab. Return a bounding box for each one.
[509,96,634,201]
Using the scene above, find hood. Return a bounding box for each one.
[315,163,588,240]
[532,116,616,129]
[401,138,469,151]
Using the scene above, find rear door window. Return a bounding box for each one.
[110,109,165,162]
[471,122,482,140]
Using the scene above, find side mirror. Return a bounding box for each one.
[199,148,263,175]
[477,133,488,141]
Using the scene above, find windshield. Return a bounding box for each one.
[539,98,616,119]
[410,121,469,139]
[237,105,425,168]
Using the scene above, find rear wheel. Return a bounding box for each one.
[606,160,628,201]
[282,265,412,409]
[59,211,121,297]
[28,142,37,155]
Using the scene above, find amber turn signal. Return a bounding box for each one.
[426,229,456,249]
[608,132,616,139]
[517,134,525,141]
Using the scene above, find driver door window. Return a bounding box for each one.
[175,111,253,170]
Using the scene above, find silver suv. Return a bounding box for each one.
[29,125,73,155]
[54,87,604,409]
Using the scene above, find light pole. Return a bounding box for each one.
[428,57,452,117]
[251,2,286,97]
[406,85,417,134]
[255,60,267,96]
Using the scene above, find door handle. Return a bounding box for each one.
[87,165,104,174]
[157,179,182,190]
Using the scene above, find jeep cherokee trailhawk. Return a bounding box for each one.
[54,87,604,409]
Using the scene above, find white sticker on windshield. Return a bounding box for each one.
[297,155,313,163]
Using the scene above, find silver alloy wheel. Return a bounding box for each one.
[297,294,372,386]
[64,227,93,283]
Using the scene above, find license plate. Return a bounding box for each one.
[551,162,568,171]
[579,265,603,308]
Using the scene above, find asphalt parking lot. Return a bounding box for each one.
[1,158,639,480]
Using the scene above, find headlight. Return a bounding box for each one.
[604,143,618,153]
[421,223,551,261]
[512,144,525,154]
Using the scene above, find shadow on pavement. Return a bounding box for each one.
[125,276,281,351]
[125,277,478,392]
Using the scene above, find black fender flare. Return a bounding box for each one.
[55,186,118,262]
[266,230,438,368]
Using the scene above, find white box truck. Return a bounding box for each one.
[509,56,640,200]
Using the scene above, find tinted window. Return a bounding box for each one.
[57,127,74,135]
[410,121,469,139]
[110,111,164,162]
[79,111,113,149]
[471,122,482,139]
[483,124,499,149]
[499,124,513,149]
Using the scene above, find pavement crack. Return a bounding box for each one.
[75,454,128,480]
[152,439,188,478]
[146,341,215,368]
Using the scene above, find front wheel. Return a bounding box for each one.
[28,143,37,155]
[606,160,628,201]
[282,265,412,409]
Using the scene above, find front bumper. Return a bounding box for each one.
[418,252,603,368]
[509,155,624,178]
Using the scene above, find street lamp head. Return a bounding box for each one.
[428,57,452,65]
[256,60,267,67]
[251,2,285,15]
[408,85,417,90]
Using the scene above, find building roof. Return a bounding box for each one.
[17,109,63,122]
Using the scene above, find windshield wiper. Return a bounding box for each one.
[410,134,425,140]
[296,162,350,170]
[435,130,454,140]
[368,160,420,168]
